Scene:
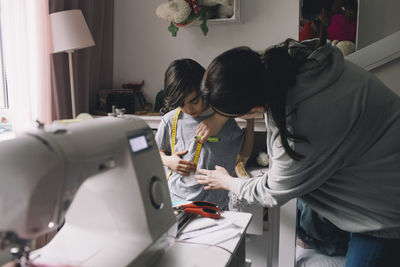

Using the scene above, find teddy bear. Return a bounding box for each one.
[332,40,356,56]
[155,0,233,36]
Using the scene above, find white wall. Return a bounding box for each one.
[113,0,299,106]
[357,0,400,49]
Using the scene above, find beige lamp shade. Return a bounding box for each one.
[50,9,95,54]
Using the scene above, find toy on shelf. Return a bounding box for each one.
[235,155,250,178]
[121,81,161,116]
[154,89,166,113]
[332,40,356,56]
[122,80,148,110]
[97,88,136,115]
[95,80,163,116]
[256,151,269,167]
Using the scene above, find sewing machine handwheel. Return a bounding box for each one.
[150,176,165,210]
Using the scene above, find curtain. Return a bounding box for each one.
[49,0,114,120]
[0,0,52,132]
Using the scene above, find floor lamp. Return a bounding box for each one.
[50,9,95,118]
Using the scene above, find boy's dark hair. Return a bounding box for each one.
[164,59,205,110]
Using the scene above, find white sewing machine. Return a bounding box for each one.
[0,116,176,266]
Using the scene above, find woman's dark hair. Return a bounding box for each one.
[203,42,307,160]
[164,58,205,109]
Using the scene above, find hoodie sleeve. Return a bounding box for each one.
[230,116,343,208]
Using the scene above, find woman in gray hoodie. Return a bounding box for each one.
[195,38,400,267]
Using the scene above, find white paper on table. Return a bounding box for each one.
[180,216,235,233]
[185,227,241,245]
[179,218,238,239]
[180,217,219,234]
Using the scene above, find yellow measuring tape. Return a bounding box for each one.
[166,108,202,180]
[193,142,202,165]
[170,108,181,156]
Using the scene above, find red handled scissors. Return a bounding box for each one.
[179,201,221,219]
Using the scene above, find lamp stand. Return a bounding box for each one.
[67,50,76,118]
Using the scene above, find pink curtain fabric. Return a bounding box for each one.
[35,1,54,125]
[0,0,52,131]
[49,0,114,120]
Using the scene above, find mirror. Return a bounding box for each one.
[299,0,358,56]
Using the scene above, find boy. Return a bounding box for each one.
[155,59,254,210]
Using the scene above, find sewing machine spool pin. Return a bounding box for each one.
[10,243,31,267]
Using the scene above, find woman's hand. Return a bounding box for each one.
[196,113,228,143]
[195,165,233,190]
[166,150,197,176]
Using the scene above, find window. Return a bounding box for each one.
[0,0,53,137]
[0,0,5,109]
[0,27,6,109]
[0,12,11,137]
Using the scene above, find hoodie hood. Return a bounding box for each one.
[286,39,345,114]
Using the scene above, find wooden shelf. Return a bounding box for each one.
[126,114,267,132]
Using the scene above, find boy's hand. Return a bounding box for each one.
[168,150,197,176]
